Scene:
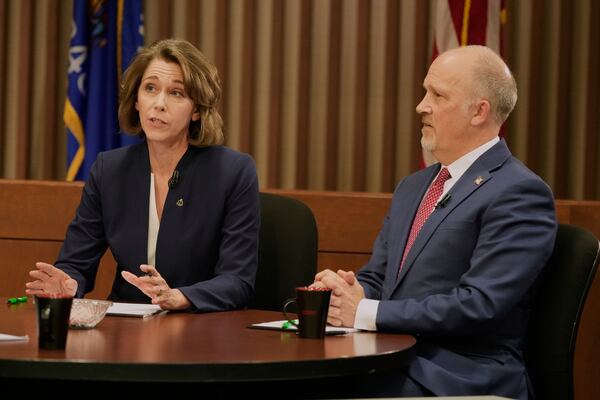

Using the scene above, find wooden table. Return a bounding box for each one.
[0,300,416,385]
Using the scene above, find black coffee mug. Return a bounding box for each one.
[283,287,332,339]
[35,296,73,350]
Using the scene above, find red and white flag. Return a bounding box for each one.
[424,0,506,166]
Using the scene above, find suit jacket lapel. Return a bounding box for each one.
[155,146,196,269]
[129,142,151,265]
[393,140,512,289]
[383,166,439,290]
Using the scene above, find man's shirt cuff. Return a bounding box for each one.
[354,298,379,331]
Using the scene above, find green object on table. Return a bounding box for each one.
[7,296,27,304]
[281,320,298,329]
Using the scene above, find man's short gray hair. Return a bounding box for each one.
[469,46,518,125]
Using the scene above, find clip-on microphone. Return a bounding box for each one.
[435,193,451,209]
[168,170,180,189]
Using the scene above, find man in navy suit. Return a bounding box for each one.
[314,45,557,398]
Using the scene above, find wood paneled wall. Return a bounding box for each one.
[0,0,599,199]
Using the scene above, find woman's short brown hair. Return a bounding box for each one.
[118,38,224,146]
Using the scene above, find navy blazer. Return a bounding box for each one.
[357,140,557,398]
[56,142,260,312]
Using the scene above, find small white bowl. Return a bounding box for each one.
[69,299,112,329]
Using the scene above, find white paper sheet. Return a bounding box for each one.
[248,319,358,335]
[106,302,166,318]
[0,333,29,342]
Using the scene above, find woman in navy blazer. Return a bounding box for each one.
[26,39,259,312]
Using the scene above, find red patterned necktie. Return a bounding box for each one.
[399,167,451,274]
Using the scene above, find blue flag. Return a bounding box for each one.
[64,0,144,181]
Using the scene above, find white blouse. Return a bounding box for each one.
[147,173,160,266]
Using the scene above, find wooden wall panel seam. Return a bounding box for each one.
[351,0,370,191]
[267,0,283,188]
[16,0,33,178]
[325,0,341,190]
[294,0,313,189]
[584,0,599,199]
